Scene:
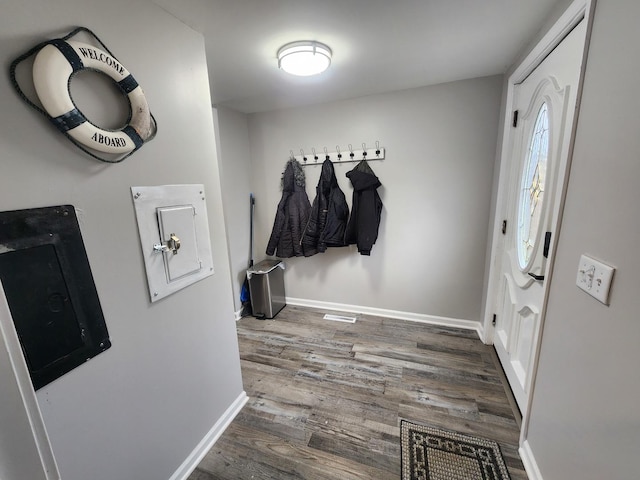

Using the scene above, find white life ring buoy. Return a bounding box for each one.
[32,39,153,155]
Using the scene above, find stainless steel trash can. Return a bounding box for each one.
[246,259,285,319]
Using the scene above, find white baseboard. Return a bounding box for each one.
[285,297,483,338]
[520,439,543,480]
[169,391,248,480]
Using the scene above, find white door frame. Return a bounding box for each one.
[0,281,60,480]
[482,0,595,445]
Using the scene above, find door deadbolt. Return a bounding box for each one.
[153,233,181,255]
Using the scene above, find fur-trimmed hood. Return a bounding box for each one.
[281,159,306,191]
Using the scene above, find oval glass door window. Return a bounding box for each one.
[517,102,549,269]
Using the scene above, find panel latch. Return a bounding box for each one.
[153,233,181,255]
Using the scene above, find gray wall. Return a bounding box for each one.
[526,0,640,477]
[0,1,244,479]
[246,76,503,322]
[215,107,253,314]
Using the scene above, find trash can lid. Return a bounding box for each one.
[247,259,285,275]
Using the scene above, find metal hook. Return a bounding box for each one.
[362,142,367,157]
[336,145,342,160]
[348,143,354,159]
[290,150,295,160]
[324,146,330,160]
[312,147,318,161]
[300,148,307,163]
[375,140,380,156]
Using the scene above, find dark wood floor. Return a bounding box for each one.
[189,305,527,479]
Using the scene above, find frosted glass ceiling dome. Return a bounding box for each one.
[277,41,332,76]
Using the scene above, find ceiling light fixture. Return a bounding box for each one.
[277,41,332,76]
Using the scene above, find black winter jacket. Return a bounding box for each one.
[266,159,314,258]
[302,159,349,255]
[345,160,383,255]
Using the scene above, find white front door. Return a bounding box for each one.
[489,19,587,415]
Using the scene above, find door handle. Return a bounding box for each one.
[528,272,544,281]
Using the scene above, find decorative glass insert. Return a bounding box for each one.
[517,102,549,269]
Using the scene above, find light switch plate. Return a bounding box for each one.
[576,254,615,305]
[131,185,214,302]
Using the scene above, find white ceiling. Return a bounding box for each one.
[154,0,566,113]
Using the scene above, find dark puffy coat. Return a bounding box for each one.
[302,159,349,255]
[345,160,383,255]
[266,159,314,258]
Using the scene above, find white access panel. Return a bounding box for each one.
[131,185,214,302]
[157,205,200,281]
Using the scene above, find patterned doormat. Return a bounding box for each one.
[401,420,511,480]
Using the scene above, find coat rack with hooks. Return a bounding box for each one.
[290,142,385,165]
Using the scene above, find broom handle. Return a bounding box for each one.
[249,193,255,267]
